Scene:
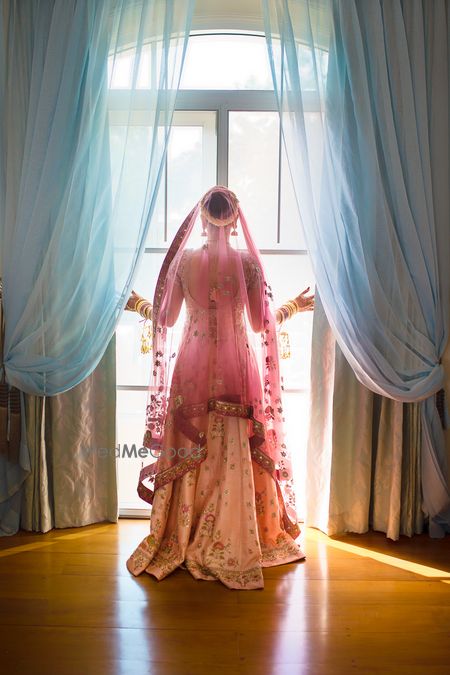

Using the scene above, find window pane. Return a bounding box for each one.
[279,112,324,249]
[109,122,166,250]
[146,125,206,248]
[279,147,306,249]
[229,111,279,249]
[297,44,329,91]
[116,251,164,387]
[229,113,323,250]
[282,391,309,518]
[116,389,151,510]
[107,37,327,94]
[109,35,274,91]
[261,253,315,390]
[180,35,273,90]
[108,49,135,89]
[108,43,181,91]
[146,111,217,247]
[167,126,204,242]
[109,44,158,90]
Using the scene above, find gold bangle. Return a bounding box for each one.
[136,299,147,311]
[279,305,290,322]
[136,299,153,320]
[135,299,145,314]
[284,302,294,318]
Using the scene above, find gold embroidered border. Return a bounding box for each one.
[250,446,275,473]
[252,418,264,436]
[184,559,263,586]
[207,398,253,418]
[179,398,254,420]
[154,445,207,491]
[274,480,301,539]
[282,516,301,540]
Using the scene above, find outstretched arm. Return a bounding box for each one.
[125,290,153,320]
[275,286,315,325]
[125,278,184,327]
[243,253,314,330]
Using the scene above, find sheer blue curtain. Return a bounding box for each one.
[0,0,194,396]
[263,0,450,537]
[0,0,194,535]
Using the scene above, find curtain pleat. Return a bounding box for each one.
[307,293,425,541]
[21,334,117,533]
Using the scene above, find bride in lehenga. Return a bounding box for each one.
[125,185,314,590]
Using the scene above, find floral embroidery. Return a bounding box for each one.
[255,488,266,516]
[211,415,225,440]
[205,535,233,564]
[179,502,191,527]
[199,506,216,536]
[242,252,262,291]
[185,559,263,588]
[145,392,167,437]
[260,532,305,565]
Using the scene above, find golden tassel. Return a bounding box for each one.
[278,330,291,359]
[140,319,153,354]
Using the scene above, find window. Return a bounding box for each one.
[110,33,324,519]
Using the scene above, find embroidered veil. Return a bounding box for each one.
[137,186,300,539]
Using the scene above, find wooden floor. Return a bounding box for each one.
[0,520,449,675]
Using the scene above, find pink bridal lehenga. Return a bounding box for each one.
[126,186,306,590]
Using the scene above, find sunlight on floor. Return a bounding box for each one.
[0,525,110,559]
[3,523,449,586]
[308,527,450,579]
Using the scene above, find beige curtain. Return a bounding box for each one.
[20,335,118,533]
[0,283,31,536]
[306,294,424,541]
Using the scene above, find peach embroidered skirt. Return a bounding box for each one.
[126,414,306,590]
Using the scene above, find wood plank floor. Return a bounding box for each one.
[0,519,449,675]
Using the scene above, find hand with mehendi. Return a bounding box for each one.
[125,290,153,320]
[125,290,140,312]
[294,286,315,312]
[275,286,315,325]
